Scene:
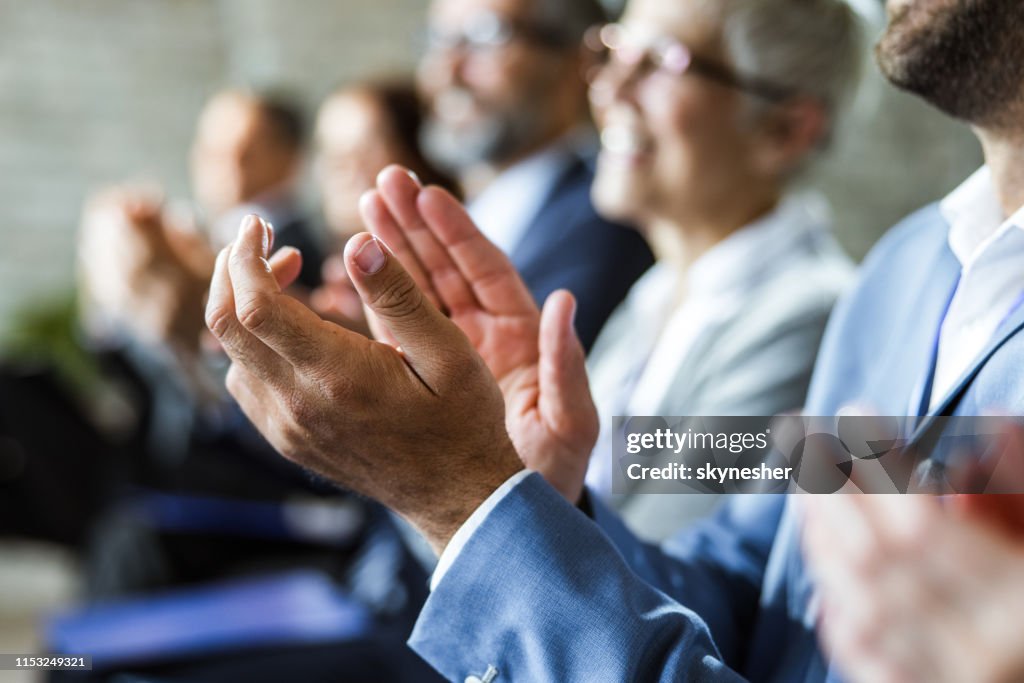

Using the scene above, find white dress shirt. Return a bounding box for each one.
[466,143,575,256]
[930,167,1024,409]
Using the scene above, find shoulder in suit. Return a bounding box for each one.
[510,155,654,351]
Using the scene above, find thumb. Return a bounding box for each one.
[344,232,465,387]
[539,290,598,446]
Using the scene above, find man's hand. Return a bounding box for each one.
[804,494,1024,683]
[359,166,599,503]
[309,254,372,337]
[205,214,524,552]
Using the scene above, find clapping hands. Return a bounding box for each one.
[359,166,600,503]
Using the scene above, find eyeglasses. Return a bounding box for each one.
[585,23,796,103]
[422,10,571,56]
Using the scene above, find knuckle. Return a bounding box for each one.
[322,374,356,403]
[237,292,275,333]
[368,275,423,320]
[205,304,235,339]
[283,390,318,428]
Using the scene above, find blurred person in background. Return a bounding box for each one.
[417,0,654,350]
[312,79,458,335]
[74,88,327,467]
[77,88,324,374]
[2,88,443,681]
[581,0,862,540]
[192,88,325,289]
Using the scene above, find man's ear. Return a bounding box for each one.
[751,97,829,176]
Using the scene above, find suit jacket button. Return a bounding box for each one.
[466,664,499,683]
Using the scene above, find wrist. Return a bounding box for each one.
[411,443,524,554]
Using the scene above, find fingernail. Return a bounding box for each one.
[242,213,259,236]
[354,237,386,274]
[405,169,422,187]
[258,218,271,258]
[242,214,269,256]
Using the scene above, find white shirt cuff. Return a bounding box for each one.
[429,469,532,591]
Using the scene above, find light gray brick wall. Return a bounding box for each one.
[0,0,982,327]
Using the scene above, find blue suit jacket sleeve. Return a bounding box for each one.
[409,474,751,682]
[592,493,785,667]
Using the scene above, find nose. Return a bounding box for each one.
[588,57,643,114]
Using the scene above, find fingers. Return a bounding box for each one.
[538,290,597,442]
[413,181,537,316]
[372,168,475,313]
[205,244,290,384]
[359,187,441,308]
[343,232,467,389]
[269,246,303,290]
[225,215,331,366]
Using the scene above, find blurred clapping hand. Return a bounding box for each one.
[77,186,216,355]
[803,425,1024,683]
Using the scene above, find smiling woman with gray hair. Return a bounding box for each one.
[583,0,865,540]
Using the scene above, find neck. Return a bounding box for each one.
[647,186,781,274]
[977,127,1024,216]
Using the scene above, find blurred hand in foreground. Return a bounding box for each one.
[204,213,523,552]
[359,166,599,503]
[804,471,1024,683]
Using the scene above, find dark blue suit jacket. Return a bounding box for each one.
[509,154,653,351]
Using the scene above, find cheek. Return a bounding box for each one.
[463,50,539,104]
[461,56,510,96]
[638,83,707,181]
[639,80,744,182]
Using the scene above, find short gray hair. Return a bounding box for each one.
[710,0,865,139]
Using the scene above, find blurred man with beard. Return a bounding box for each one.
[416,0,653,349]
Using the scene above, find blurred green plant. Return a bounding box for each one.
[0,291,103,396]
